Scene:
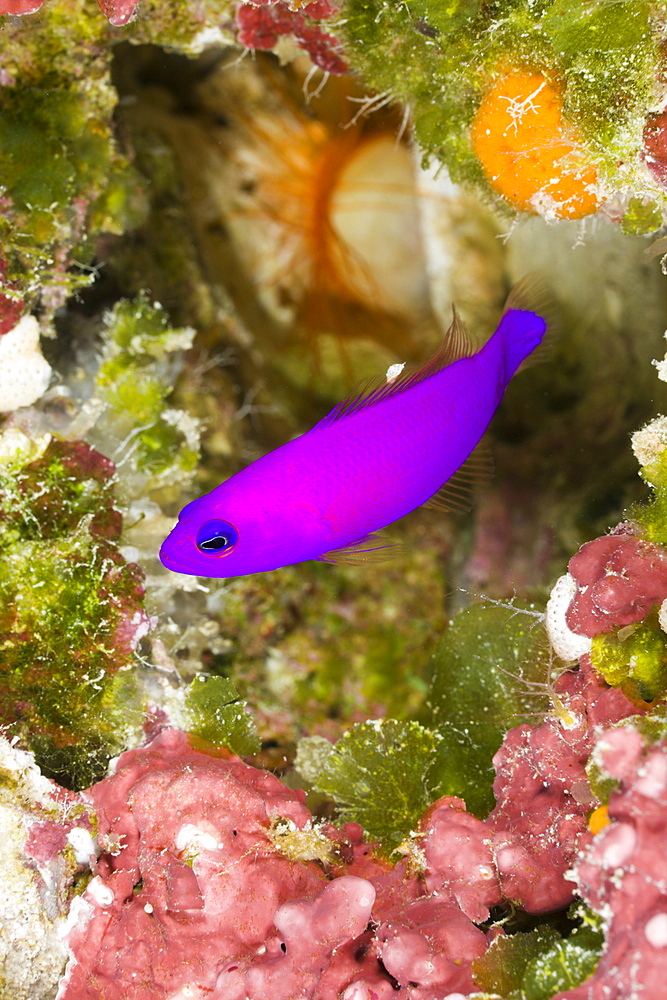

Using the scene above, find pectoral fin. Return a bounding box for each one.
[319,531,402,565]
[423,440,494,514]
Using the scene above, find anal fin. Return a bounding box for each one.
[423,440,494,514]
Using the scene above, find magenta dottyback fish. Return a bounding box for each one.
[160,299,547,578]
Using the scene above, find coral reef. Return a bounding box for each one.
[338,0,667,228]
[47,634,660,1000]
[0,430,150,784]
[557,729,667,999]
[56,729,491,1000]
[50,725,606,999]
[5,1,667,997]
[0,735,92,999]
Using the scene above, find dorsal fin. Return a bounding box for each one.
[423,439,494,514]
[313,308,479,431]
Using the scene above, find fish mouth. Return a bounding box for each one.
[158,544,192,575]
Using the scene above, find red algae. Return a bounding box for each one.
[59,730,489,999]
[0,258,23,336]
[0,0,140,21]
[554,732,667,1000]
[235,1,348,75]
[566,524,667,637]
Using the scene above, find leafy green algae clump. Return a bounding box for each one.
[308,603,553,851]
[426,603,552,817]
[315,719,443,854]
[0,431,146,786]
[471,906,604,1000]
[590,613,667,704]
[186,675,260,756]
[95,296,198,478]
[634,444,667,545]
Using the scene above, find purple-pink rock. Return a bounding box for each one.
[643,111,667,190]
[59,730,489,1000]
[59,729,326,999]
[481,655,642,914]
[565,524,667,637]
[96,0,137,25]
[553,730,667,999]
[421,797,501,921]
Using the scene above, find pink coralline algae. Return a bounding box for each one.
[235,0,348,74]
[565,524,667,637]
[483,655,644,914]
[56,634,658,1000]
[0,0,138,25]
[0,258,24,337]
[56,658,653,1000]
[553,730,667,1000]
[60,728,325,999]
[60,729,491,1000]
[643,111,667,189]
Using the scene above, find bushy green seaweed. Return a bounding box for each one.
[425,602,552,816]
[186,675,260,756]
[590,612,667,703]
[95,295,198,478]
[314,718,443,854]
[0,433,146,786]
[472,906,604,999]
[0,0,239,318]
[0,14,144,312]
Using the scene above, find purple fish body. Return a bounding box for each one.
[159,307,546,578]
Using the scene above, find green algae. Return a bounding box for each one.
[95,295,198,479]
[621,197,664,237]
[0,8,144,314]
[0,0,235,320]
[186,675,260,756]
[425,602,551,817]
[0,434,146,786]
[635,448,667,544]
[472,906,603,999]
[342,0,663,212]
[315,719,442,854]
[590,613,667,703]
[177,542,448,755]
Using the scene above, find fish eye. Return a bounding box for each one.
[196,519,239,555]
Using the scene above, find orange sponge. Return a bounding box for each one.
[588,804,610,835]
[471,72,599,219]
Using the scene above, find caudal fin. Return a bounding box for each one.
[499,274,555,378]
